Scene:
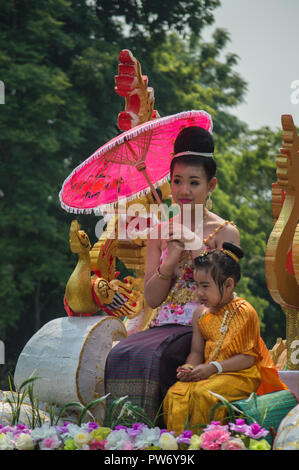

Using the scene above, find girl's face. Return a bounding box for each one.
[194,268,234,311]
[171,162,216,209]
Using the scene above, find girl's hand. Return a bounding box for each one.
[176,365,194,381]
[186,363,216,382]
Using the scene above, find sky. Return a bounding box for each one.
[203,0,299,130]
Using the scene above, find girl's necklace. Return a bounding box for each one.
[209,300,245,361]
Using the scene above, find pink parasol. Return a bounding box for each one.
[59,110,213,214]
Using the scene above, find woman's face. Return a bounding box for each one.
[171,162,216,209]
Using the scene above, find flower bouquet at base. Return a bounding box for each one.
[0,419,271,450]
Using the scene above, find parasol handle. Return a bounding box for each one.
[124,140,168,220]
[136,165,168,221]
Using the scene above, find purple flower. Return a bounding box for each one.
[126,422,148,438]
[56,422,72,434]
[204,421,229,432]
[177,430,193,445]
[132,422,147,431]
[159,429,169,435]
[229,419,250,435]
[114,425,128,431]
[86,422,99,432]
[0,425,13,434]
[159,429,175,436]
[245,423,269,439]
[15,424,30,433]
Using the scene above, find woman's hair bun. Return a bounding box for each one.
[222,242,244,261]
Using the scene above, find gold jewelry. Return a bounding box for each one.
[203,221,236,245]
[209,301,245,362]
[181,364,194,370]
[222,249,239,263]
[156,266,173,280]
[150,221,238,325]
[205,191,213,211]
[203,208,209,221]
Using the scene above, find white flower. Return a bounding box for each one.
[73,431,90,448]
[80,444,90,450]
[105,429,132,450]
[159,432,178,450]
[0,433,14,450]
[15,433,35,450]
[134,427,161,449]
[62,423,82,439]
[31,423,58,441]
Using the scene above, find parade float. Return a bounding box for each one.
[1,50,299,450]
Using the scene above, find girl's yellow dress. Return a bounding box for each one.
[163,297,287,434]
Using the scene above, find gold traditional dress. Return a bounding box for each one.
[163,297,288,434]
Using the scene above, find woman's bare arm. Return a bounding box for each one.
[144,238,174,308]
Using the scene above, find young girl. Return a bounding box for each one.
[163,242,287,435]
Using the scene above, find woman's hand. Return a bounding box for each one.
[164,218,202,264]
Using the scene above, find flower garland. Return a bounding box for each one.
[0,419,271,450]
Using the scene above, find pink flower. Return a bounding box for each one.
[96,439,107,450]
[122,441,134,450]
[39,435,61,450]
[200,428,231,450]
[204,421,225,432]
[160,311,169,320]
[175,306,185,315]
[221,437,246,450]
[182,266,194,281]
[89,439,104,450]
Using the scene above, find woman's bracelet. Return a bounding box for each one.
[156,266,173,281]
[209,361,223,374]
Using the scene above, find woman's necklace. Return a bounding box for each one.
[148,220,237,326]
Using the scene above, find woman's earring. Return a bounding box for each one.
[206,192,212,211]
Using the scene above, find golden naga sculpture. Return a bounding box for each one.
[64,181,171,326]
[265,114,299,370]
[64,48,171,328]
[64,217,144,319]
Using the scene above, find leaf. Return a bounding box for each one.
[77,394,110,427]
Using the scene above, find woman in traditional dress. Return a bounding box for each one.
[104,124,240,422]
[163,243,287,434]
